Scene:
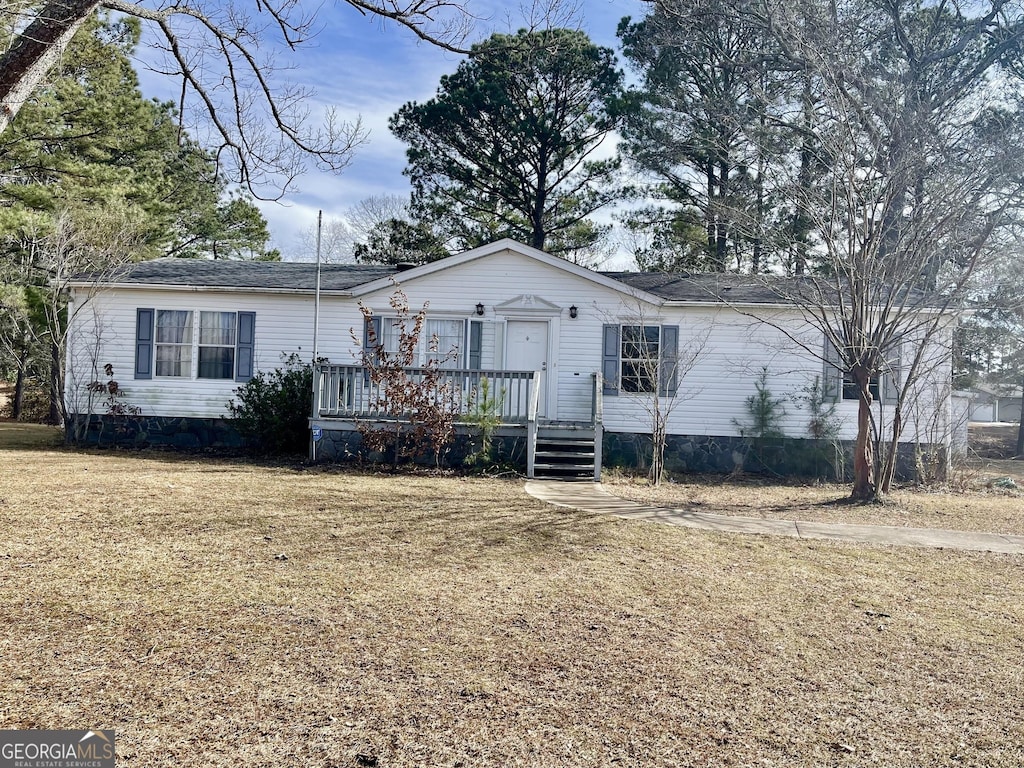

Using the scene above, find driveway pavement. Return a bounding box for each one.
[525,480,1024,555]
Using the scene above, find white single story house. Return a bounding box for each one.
[65,239,960,477]
[968,383,1023,424]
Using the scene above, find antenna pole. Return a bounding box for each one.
[311,210,323,462]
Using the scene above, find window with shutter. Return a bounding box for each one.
[136,308,255,381]
[602,323,681,396]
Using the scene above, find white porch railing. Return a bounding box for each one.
[314,364,539,423]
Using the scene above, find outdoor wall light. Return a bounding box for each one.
[569,305,578,319]
[475,302,485,316]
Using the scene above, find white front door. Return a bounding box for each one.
[506,320,549,417]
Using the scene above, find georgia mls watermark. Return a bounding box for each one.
[0,730,115,768]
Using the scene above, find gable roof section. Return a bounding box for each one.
[346,239,666,305]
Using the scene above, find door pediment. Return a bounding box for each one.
[494,294,561,315]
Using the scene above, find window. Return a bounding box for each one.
[136,308,254,382]
[620,325,661,393]
[602,324,679,397]
[425,318,463,369]
[372,317,466,368]
[155,310,193,377]
[824,337,899,404]
[198,312,237,379]
[842,373,879,401]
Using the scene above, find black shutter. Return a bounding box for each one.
[823,338,842,401]
[362,316,381,383]
[602,324,619,396]
[882,342,901,404]
[135,308,154,379]
[468,320,482,369]
[235,312,255,382]
[660,325,679,396]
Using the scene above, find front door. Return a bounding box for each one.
[506,320,549,417]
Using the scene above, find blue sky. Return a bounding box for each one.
[134,0,644,262]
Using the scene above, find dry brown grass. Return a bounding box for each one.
[605,468,1024,536]
[1,422,1023,767]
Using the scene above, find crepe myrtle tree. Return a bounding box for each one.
[0,0,474,198]
[351,287,461,468]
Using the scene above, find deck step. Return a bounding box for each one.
[532,419,599,479]
[536,450,595,460]
[532,468,598,475]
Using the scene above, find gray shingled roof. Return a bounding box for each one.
[97,258,399,291]
[603,271,808,304]
[604,271,940,307]
[102,258,800,301]
[89,257,939,307]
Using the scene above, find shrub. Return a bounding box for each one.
[229,354,312,455]
[462,376,504,468]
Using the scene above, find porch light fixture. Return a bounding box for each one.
[475,302,485,316]
[569,305,578,319]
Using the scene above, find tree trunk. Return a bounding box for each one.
[47,340,62,426]
[0,0,100,133]
[851,370,876,500]
[793,75,814,276]
[11,359,27,420]
[715,157,729,272]
[879,405,903,494]
[705,159,716,261]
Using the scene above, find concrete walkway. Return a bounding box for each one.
[525,480,1024,555]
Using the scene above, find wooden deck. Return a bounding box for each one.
[312,365,604,479]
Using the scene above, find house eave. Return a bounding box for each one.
[68,281,355,297]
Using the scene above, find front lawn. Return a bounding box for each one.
[604,464,1024,536]
[1,423,1022,766]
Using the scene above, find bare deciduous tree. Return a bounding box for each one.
[297,195,413,263]
[0,0,475,197]
[749,0,1024,500]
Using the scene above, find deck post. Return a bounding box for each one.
[592,372,604,481]
[526,370,541,479]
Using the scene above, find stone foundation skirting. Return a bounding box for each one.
[68,414,245,450]
[312,421,527,469]
[70,414,934,481]
[602,432,927,481]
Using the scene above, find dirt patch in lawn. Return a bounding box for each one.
[1,423,1023,767]
[605,471,1024,536]
[970,423,1020,459]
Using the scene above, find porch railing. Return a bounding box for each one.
[314,364,539,423]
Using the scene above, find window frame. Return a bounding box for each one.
[602,323,679,397]
[154,309,195,379]
[824,336,900,404]
[197,311,238,380]
[619,324,661,394]
[376,315,468,369]
[138,308,254,383]
[842,373,880,401]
